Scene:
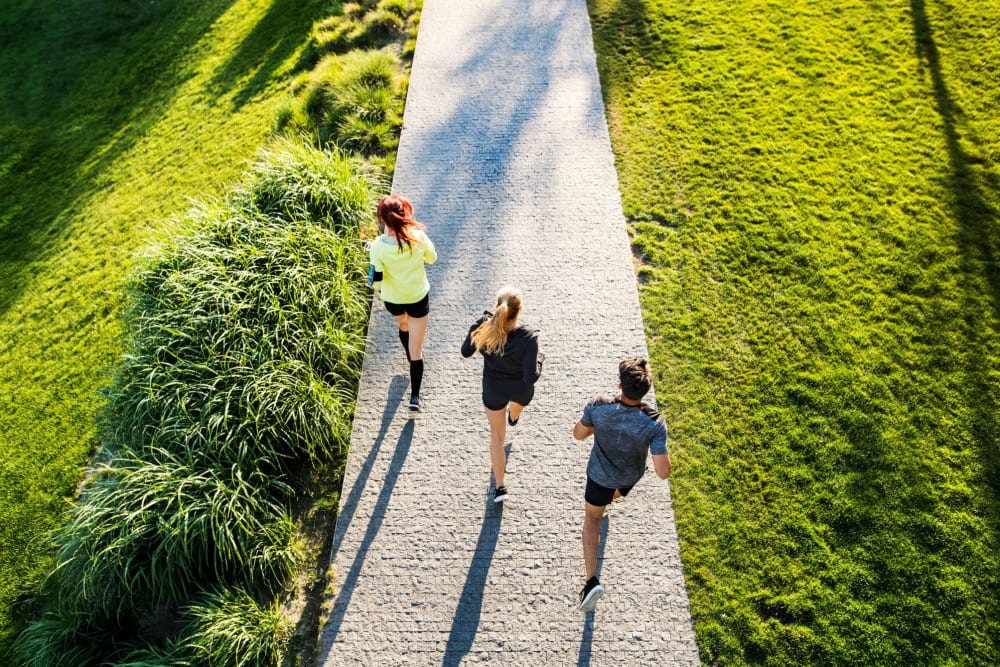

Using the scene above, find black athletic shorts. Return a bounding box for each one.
[585,476,634,507]
[482,378,534,411]
[384,293,430,318]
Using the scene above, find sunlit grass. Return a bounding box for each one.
[0,0,329,653]
[1,0,416,660]
[588,0,1000,664]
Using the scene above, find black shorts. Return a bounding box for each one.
[482,378,534,411]
[585,476,634,507]
[384,293,429,318]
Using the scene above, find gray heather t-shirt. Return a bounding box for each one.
[581,394,668,489]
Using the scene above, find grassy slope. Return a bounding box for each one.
[588,0,999,664]
[0,0,328,653]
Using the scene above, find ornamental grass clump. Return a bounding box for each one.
[13,142,380,666]
[10,610,105,667]
[307,0,420,57]
[234,137,376,231]
[49,454,297,619]
[185,589,290,667]
[279,50,405,159]
[101,145,376,468]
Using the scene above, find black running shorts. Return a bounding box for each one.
[482,378,534,411]
[585,476,634,507]
[384,293,430,318]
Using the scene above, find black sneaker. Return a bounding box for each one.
[506,409,519,427]
[493,485,508,503]
[578,577,604,612]
[407,395,421,415]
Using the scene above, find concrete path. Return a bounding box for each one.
[318,0,700,664]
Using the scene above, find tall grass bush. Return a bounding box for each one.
[13,142,381,665]
[110,640,191,667]
[235,138,377,231]
[308,0,420,56]
[280,50,405,159]
[48,453,297,619]
[274,0,418,175]
[9,610,105,667]
[103,152,374,470]
[185,589,289,667]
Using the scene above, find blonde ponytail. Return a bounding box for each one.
[470,286,523,356]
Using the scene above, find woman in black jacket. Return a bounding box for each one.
[461,286,543,503]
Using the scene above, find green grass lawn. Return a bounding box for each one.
[588,0,999,664]
[0,0,330,653]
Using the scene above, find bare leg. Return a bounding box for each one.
[405,314,428,361]
[508,400,526,424]
[583,502,606,580]
[486,407,507,487]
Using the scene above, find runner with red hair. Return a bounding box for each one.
[368,194,438,414]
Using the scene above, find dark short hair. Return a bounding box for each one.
[619,357,652,400]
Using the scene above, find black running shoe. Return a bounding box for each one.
[493,485,508,503]
[407,395,421,415]
[578,577,604,612]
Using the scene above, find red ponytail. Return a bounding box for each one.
[377,194,425,251]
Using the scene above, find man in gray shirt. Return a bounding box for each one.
[572,358,672,612]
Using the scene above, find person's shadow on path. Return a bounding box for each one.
[321,376,413,649]
[442,445,510,666]
[329,374,408,559]
[577,515,609,666]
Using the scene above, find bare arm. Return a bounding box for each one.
[652,452,671,479]
[573,420,594,441]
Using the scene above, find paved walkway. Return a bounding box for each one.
[318,0,699,664]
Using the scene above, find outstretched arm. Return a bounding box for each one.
[575,399,596,440]
[422,231,438,264]
[522,333,541,384]
[652,452,671,479]
[461,324,477,358]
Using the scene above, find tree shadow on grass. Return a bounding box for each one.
[910,0,1000,316]
[206,0,329,109]
[0,0,325,317]
[910,0,1000,483]
[585,0,678,104]
[910,1,1000,657]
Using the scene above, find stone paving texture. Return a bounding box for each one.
[318,0,700,664]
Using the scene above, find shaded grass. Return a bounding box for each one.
[588,0,1000,664]
[0,0,355,657]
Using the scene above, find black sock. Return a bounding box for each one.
[409,359,424,398]
[398,329,411,362]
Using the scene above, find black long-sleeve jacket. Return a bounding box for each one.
[461,312,542,386]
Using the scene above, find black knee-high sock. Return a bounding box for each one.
[398,329,411,362]
[409,359,424,397]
